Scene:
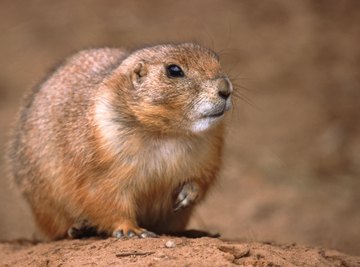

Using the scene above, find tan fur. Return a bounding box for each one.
[8,43,232,240]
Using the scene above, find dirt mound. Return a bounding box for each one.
[0,237,359,267]
[1,0,360,258]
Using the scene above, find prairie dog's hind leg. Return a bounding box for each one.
[74,188,158,239]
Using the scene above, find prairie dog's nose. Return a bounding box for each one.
[217,78,232,100]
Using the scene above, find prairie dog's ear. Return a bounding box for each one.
[131,61,147,85]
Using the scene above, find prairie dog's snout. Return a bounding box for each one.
[191,77,232,132]
[214,77,233,113]
[217,77,232,100]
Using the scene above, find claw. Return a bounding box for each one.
[173,182,199,212]
[113,223,158,239]
[126,230,137,238]
[139,230,158,238]
[174,198,191,212]
[114,229,125,239]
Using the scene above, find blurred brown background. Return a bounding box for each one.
[0,0,359,256]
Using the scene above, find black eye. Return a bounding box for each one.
[166,64,184,78]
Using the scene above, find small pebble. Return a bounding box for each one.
[165,240,176,248]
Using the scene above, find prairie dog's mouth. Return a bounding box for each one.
[202,100,231,118]
[206,108,225,118]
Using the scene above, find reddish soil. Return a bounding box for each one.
[1,237,359,267]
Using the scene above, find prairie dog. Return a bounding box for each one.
[8,43,233,240]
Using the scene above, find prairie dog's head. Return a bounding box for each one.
[116,43,232,134]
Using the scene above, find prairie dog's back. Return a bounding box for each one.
[10,48,127,192]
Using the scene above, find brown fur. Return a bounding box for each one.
[8,43,232,240]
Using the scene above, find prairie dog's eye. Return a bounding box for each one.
[166,64,184,78]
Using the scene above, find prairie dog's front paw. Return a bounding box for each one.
[174,182,199,212]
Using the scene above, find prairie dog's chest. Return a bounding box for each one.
[136,138,202,179]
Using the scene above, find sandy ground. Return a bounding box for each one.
[1,237,359,267]
[0,0,360,264]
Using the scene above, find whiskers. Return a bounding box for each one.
[228,75,260,122]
